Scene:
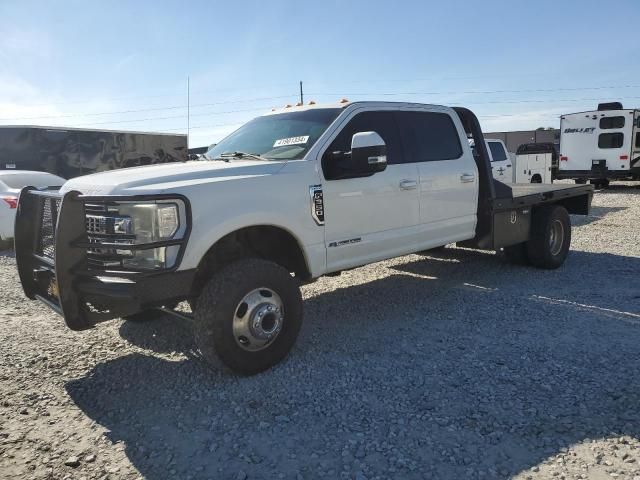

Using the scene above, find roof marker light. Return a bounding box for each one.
[308,100,316,105]
[339,98,349,104]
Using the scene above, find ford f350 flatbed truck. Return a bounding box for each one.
[15,101,593,374]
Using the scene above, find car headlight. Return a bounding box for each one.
[100,200,187,271]
[117,203,182,243]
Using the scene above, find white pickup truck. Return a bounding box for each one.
[15,101,593,374]
[470,138,513,183]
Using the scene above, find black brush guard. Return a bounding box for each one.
[15,188,194,330]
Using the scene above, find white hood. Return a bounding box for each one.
[60,160,286,196]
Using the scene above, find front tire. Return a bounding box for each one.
[527,205,571,269]
[194,258,303,375]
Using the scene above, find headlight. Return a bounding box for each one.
[88,199,187,271]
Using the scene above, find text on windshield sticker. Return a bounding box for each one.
[273,136,309,148]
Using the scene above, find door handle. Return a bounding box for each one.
[460,173,476,183]
[399,179,418,190]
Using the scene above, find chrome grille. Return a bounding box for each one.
[86,215,107,235]
[83,203,134,270]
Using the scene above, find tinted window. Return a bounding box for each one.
[598,133,624,149]
[395,111,462,162]
[326,111,403,164]
[599,116,625,129]
[488,141,507,162]
[636,132,640,148]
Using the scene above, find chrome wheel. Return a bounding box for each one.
[549,219,565,256]
[232,288,284,352]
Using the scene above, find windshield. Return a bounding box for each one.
[206,108,342,161]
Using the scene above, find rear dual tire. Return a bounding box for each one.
[503,205,571,270]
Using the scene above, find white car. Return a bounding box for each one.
[0,170,65,248]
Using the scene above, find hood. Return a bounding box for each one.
[60,159,286,195]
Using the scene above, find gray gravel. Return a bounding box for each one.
[1,182,639,480]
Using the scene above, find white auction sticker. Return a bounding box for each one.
[273,136,309,148]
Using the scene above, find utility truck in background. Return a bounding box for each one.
[558,102,640,187]
[15,101,593,375]
[514,143,557,184]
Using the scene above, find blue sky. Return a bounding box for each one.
[1,0,639,147]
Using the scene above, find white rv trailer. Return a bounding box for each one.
[558,102,640,185]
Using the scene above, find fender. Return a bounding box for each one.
[179,212,326,278]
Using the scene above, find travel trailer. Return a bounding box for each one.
[558,103,640,186]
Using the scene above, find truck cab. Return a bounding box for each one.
[15,101,593,375]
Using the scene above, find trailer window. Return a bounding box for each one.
[598,133,624,149]
[636,132,640,148]
[395,111,462,162]
[599,116,625,129]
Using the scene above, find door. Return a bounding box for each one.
[320,110,420,271]
[487,140,513,183]
[395,110,479,245]
[514,153,531,183]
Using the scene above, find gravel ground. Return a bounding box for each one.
[1,183,639,480]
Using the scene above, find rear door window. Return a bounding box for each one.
[598,133,624,149]
[487,141,507,162]
[395,111,462,162]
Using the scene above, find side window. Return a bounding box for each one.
[599,116,625,129]
[326,111,403,164]
[488,141,507,162]
[395,111,462,162]
[635,132,640,148]
[598,133,624,149]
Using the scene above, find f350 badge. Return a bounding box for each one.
[309,185,324,225]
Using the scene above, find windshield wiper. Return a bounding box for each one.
[216,151,266,162]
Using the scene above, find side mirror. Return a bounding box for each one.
[351,131,387,174]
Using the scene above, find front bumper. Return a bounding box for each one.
[15,188,194,330]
